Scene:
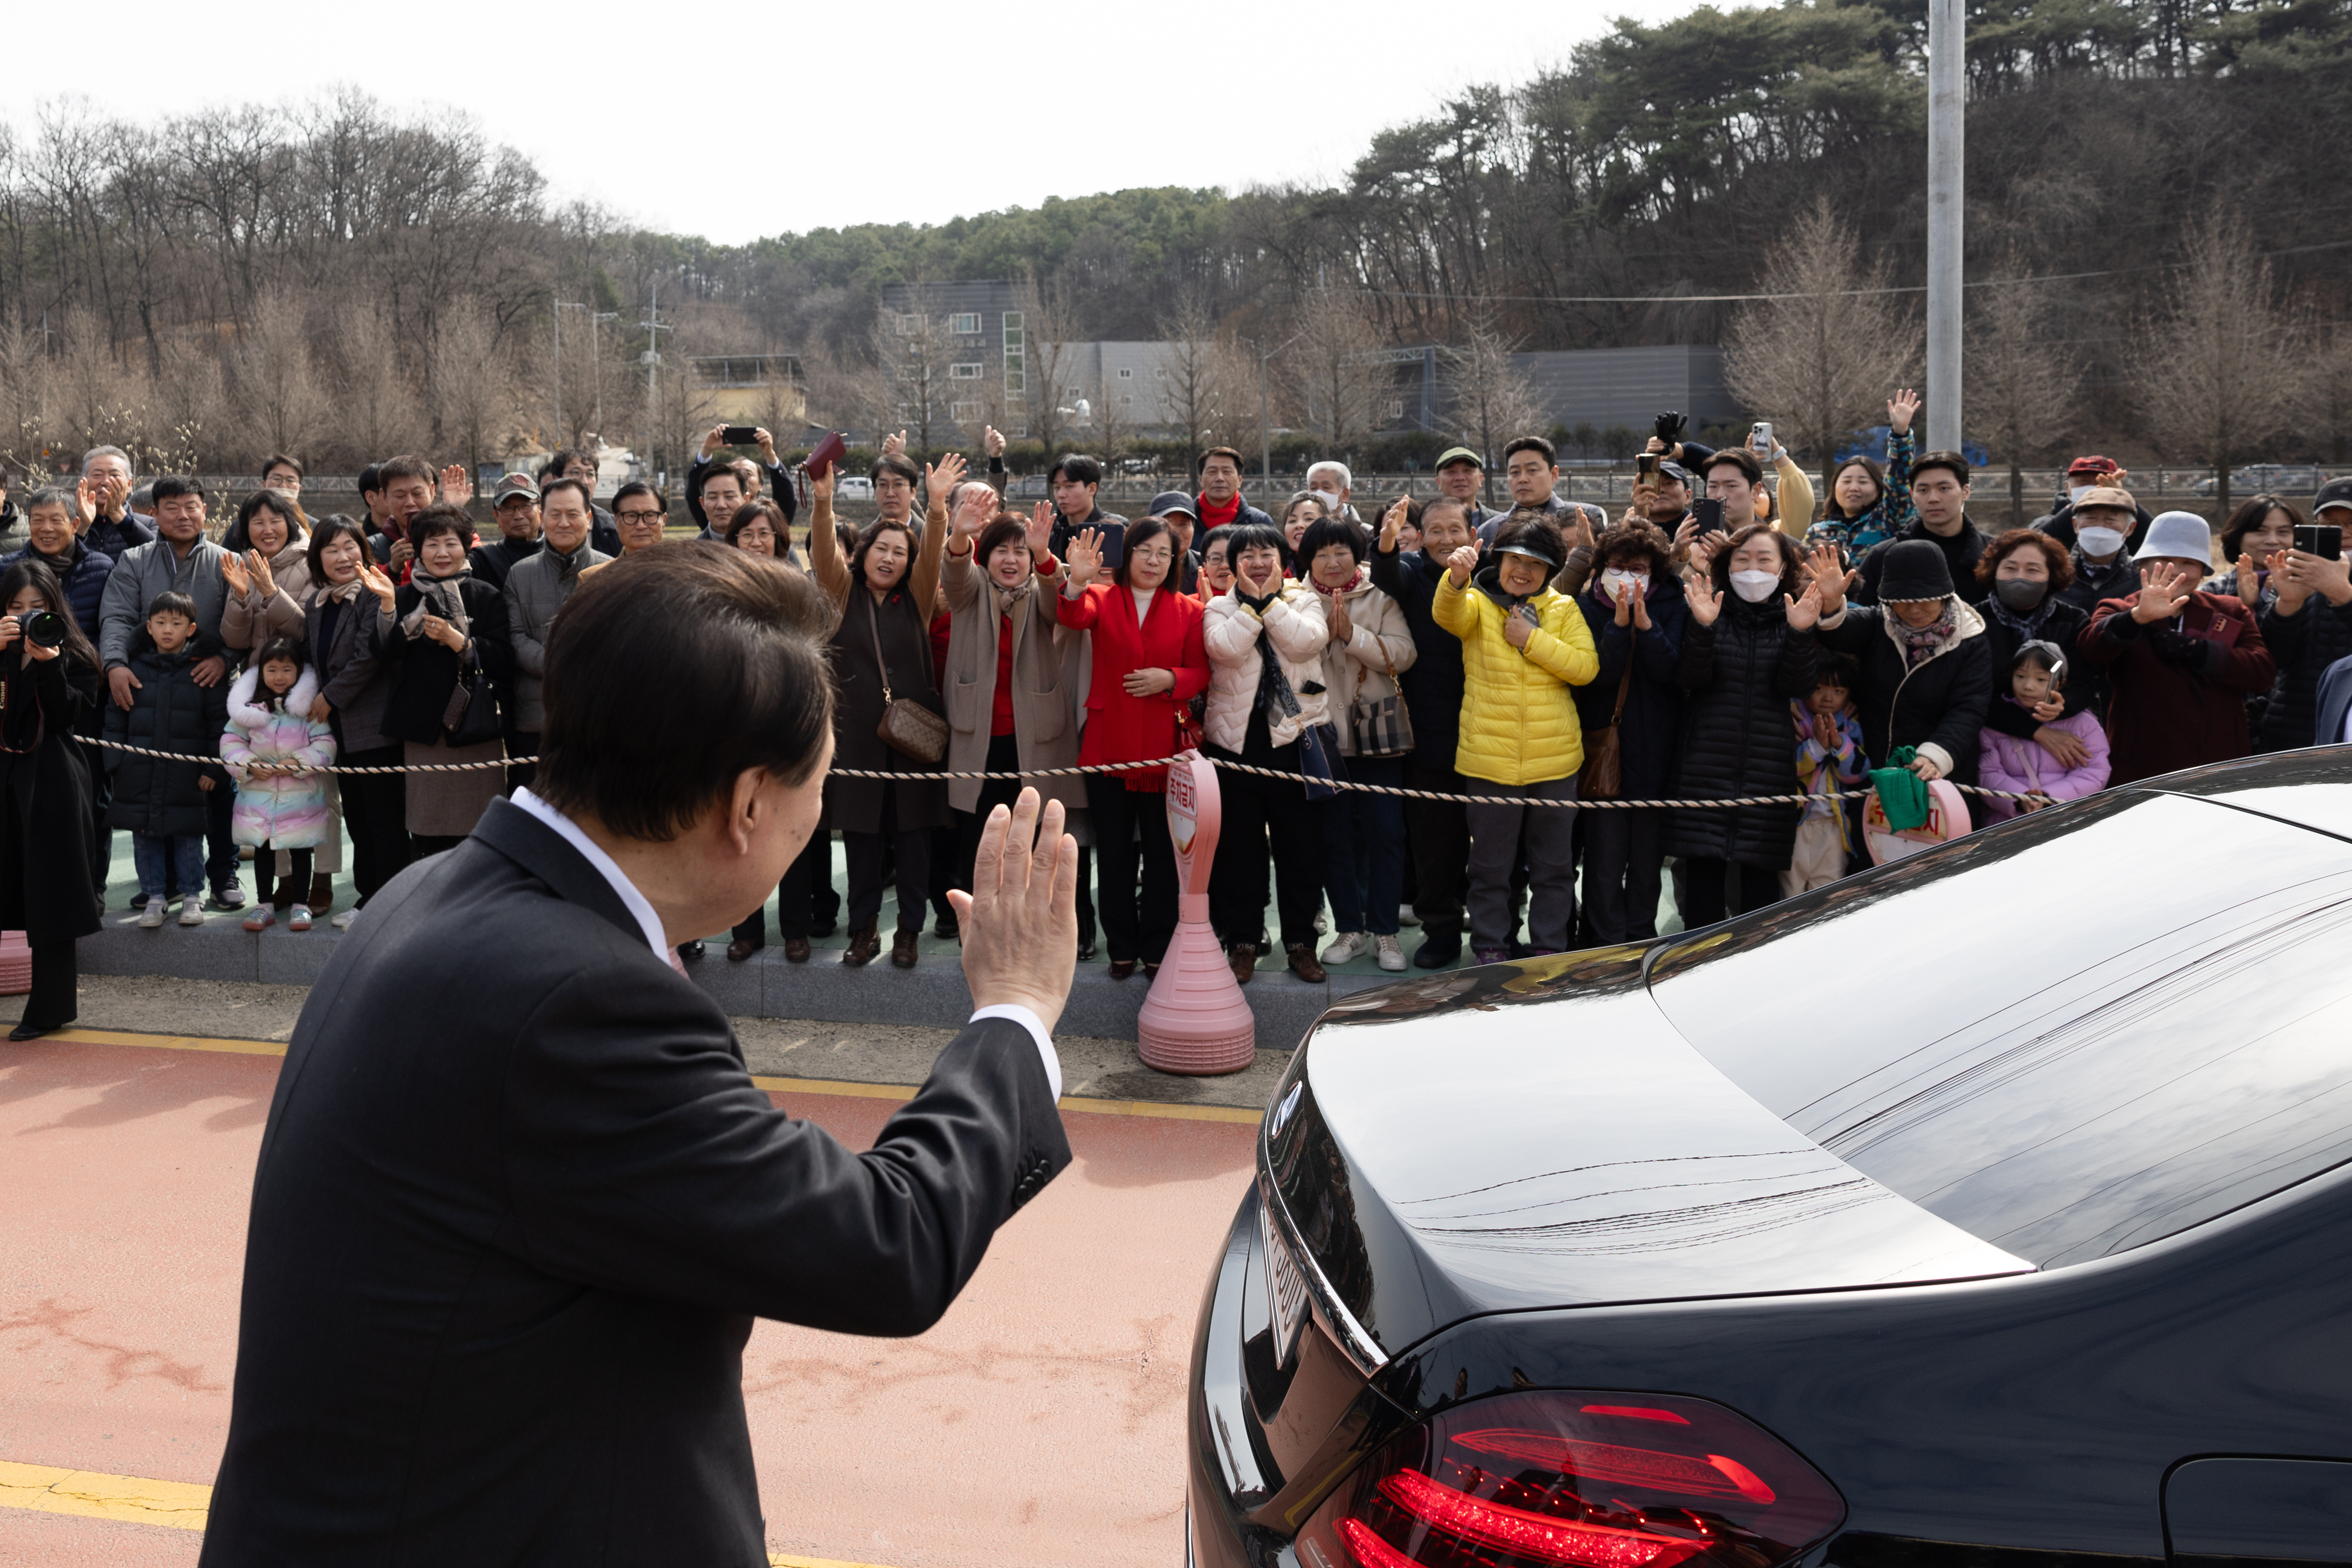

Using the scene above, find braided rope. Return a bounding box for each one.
[83,735,2037,808]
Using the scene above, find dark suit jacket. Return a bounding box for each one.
[201,800,1071,1566]
[2315,653,2352,748]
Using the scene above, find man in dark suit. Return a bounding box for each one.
[201,545,1080,1566]
[2315,652,2352,748]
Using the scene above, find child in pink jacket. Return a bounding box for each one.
[1979,640,2109,822]
[222,636,337,931]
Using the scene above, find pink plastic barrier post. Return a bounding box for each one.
[1137,751,1257,1075]
[0,931,29,996]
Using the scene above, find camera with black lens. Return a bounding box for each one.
[22,610,66,649]
[1654,411,1687,447]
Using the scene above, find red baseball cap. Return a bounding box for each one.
[2066,455,2120,477]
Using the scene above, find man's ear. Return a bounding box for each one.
[724,767,769,856]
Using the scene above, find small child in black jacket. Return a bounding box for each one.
[103,591,231,928]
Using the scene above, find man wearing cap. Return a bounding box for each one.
[2034,456,2154,557]
[1147,491,1202,593]
[1434,447,1504,536]
[1193,447,1272,544]
[2250,477,2352,753]
[1854,450,1989,607]
[2079,510,2274,785]
[2042,483,2141,723]
[469,474,545,590]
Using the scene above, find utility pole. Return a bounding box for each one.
[1258,333,1300,492]
[552,297,563,444]
[589,310,619,438]
[640,280,668,483]
[1926,0,1965,453]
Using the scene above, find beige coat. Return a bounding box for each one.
[220,540,316,653]
[939,547,1085,814]
[1202,584,1329,751]
[1310,569,1418,756]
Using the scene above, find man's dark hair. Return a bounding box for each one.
[306,514,370,583]
[146,590,198,621]
[150,476,205,506]
[540,477,595,516]
[540,448,593,486]
[356,463,384,500]
[535,544,837,841]
[407,503,473,548]
[1196,446,1243,474]
[261,452,305,480]
[1702,446,1764,486]
[1503,435,1558,468]
[699,465,747,499]
[1112,517,1174,589]
[613,480,664,514]
[870,454,921,487]
[1047,453,1102,489]
[1297,515,1365,569]
[1911,450,1973,487]
[377,455,435,490]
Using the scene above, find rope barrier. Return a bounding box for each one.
[82,735,2039,808]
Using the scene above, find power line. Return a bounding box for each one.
[1346,237,2352,307]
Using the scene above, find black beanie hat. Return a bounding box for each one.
[1878,539,1954,603]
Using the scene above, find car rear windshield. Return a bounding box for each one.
[1648,789,2352,1268]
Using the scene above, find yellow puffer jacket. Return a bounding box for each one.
[1434,566,1601,785]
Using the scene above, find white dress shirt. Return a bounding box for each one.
[512,790,1062,1097]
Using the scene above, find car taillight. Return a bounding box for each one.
[1301,1390,1843,1568]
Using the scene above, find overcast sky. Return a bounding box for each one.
[11,0,1700,245]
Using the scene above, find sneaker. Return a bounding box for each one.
[211,881,246,911]
[332,907,360,931]
[288,905,313,932]
[1399,905,1422,928]
[241,907,275,932]
[179,895,205,927]
[1321,931,1370,966]
[1472,945,1509,967]
[1375,934,1406,971]
[136,902,166,930]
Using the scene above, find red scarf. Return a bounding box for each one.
[1198,492,1242,530]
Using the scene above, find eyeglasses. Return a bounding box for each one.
[616,511,665,525]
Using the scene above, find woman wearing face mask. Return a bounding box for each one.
[303,516,405,926]
[1203,520,1331,984]
[1808,390,1920,559]
[1819,537,1992,797]
[378,505,515,854]
[1059,515,1209,978]
[1669,524,1832,925]
[1435,515,1600,965]
[219,489,313,654]
[808,456,958,969]
[1967,530,2092,797]
[1573,521,1687,945]
[1299,514,1418,972]
[0,559,105,1039]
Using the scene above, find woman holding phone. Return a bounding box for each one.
[0,559,105,1038]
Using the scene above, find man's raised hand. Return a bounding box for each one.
[951,788,1079,1034]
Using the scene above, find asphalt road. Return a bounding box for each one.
[0,987,1275,1566]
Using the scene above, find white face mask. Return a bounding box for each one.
[2068,485,2097,504]
[2077,526,2127,559]
[1730,570,1781,603]
[1311,489,1343,516]
[1600,567,1649,598]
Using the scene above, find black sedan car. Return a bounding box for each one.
[1189,749,2352,1568]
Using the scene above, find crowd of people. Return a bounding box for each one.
[2,403,2346,1041]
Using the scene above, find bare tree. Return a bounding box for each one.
[802,342,891,449]
[333,307,425,467]
[1091,364,1135,482]
[228,286,330,467]
[1724,198,1921,490]
[430,296,516,484]
[51,307,150,463]
[2307,328,2352,467]
[0,316,51,482]
[1448,309,1549,506]
[1157,287,1247,474]
[1015,265,1087,459]
[2133,213,2307,517]
[1966,268,2083,527]
[871,281,960,459]
[1288,287,1386,458]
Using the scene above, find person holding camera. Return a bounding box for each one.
[0,559,103,1039]
[687,426,799,533]
[2249,481,2352,754]
[2,487,114,901]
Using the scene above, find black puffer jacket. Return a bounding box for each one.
[1820,601,1994,784]
[1854,517,1991,607]
[1369,540,1466,773]
[1575,574,1688,798]
[2256,594,2352,753]
[1668,594,1819,867]
[102,633,230,838]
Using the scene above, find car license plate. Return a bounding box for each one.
[1262,1202,1309,1368]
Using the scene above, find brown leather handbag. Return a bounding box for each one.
[864,594,948,765]
[1578,637,1635,800]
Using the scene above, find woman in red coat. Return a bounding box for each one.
[1058,512,1210,977]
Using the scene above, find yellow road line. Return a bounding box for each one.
[39,1029,1263,1125]
[0,1459,209,1532]
[0,1459,894,1564]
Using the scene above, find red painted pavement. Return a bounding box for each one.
[0,1038,1259,1567]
